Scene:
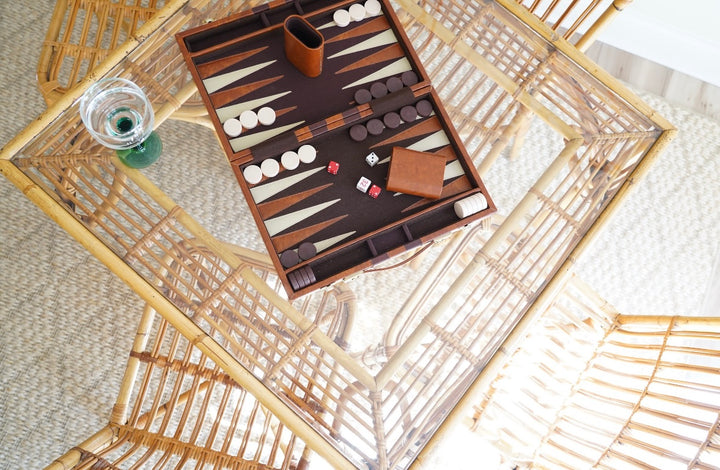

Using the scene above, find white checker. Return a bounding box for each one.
[223,118,242,137]
[349,3,366,21]
[356,176,371,193]
[243,165,263,185]
[281,151,300,170]
[261,158,280,178]
[240,110,258,129]
[298,144,317,163]
[333,9,351,27]
[364,0,381,16]
[257,106,276,126]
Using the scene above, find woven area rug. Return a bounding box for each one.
[1,2,719,469]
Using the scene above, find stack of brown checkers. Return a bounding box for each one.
[288,265,316,290]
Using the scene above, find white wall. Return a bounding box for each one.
[597,0,720,87]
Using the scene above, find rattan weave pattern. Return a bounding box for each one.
[472,275,720,469]
[1,0,674,469]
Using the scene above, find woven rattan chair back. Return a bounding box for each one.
[38,0,164,104]
[470,274,720,469]
[37,0,218,127]
[45,244,356,470]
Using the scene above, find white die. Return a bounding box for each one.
[356,176,371,193]
[365,151,379,167]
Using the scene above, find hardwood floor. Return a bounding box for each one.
[586,41,720,121]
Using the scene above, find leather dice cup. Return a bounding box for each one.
[284,15,325,78]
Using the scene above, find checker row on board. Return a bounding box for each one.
[333,0,382,27]
[223,106,276,137]
[243,144,316,184]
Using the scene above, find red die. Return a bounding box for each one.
[327,161,340,174]
[368,184,382,199]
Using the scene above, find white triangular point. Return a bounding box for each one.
[230,121,305,152]
[216,91,291,123]
[314,231,356,253]
[328,29,397,59]
[203,61,276,94]
[443,160,464,180]
[265,199,341,236]
[250,166,325,203]
[407,131,450,153]
[342,58,412,89]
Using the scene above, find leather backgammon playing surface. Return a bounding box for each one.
[177,0,495,297]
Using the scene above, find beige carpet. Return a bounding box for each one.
[1,2,719,469]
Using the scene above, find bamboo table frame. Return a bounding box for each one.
[1,1,675,469]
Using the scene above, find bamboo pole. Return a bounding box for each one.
[0,160,356,470]
[44,427,117,470]
[616,315,720,328]
[574,1,634,53]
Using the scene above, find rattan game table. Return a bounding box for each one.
[1,1,674,469]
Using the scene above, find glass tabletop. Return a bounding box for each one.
[0,0,675,468]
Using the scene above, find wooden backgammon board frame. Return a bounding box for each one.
[177,0,496,298]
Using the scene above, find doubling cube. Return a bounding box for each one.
[368,184,382,199]
[327,161,340,174]
[365,151,379,167]
[356,176,371,193]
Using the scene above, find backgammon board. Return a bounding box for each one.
[177,0,495,298]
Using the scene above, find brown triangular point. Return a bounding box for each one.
[336,44,405,75]
[372,116,442,149]
[210,75,283,108]
[431,145,456,161]
[271,214,348,252]
[401,176,472,213]
[326,16,391,44]
[196,46,268,79]
[256,183,333,219]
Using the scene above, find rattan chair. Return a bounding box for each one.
[45,243,356,469]
[37,0,212,127]
[469,274,720,469]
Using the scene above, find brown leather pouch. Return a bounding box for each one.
[386,147,446,199]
